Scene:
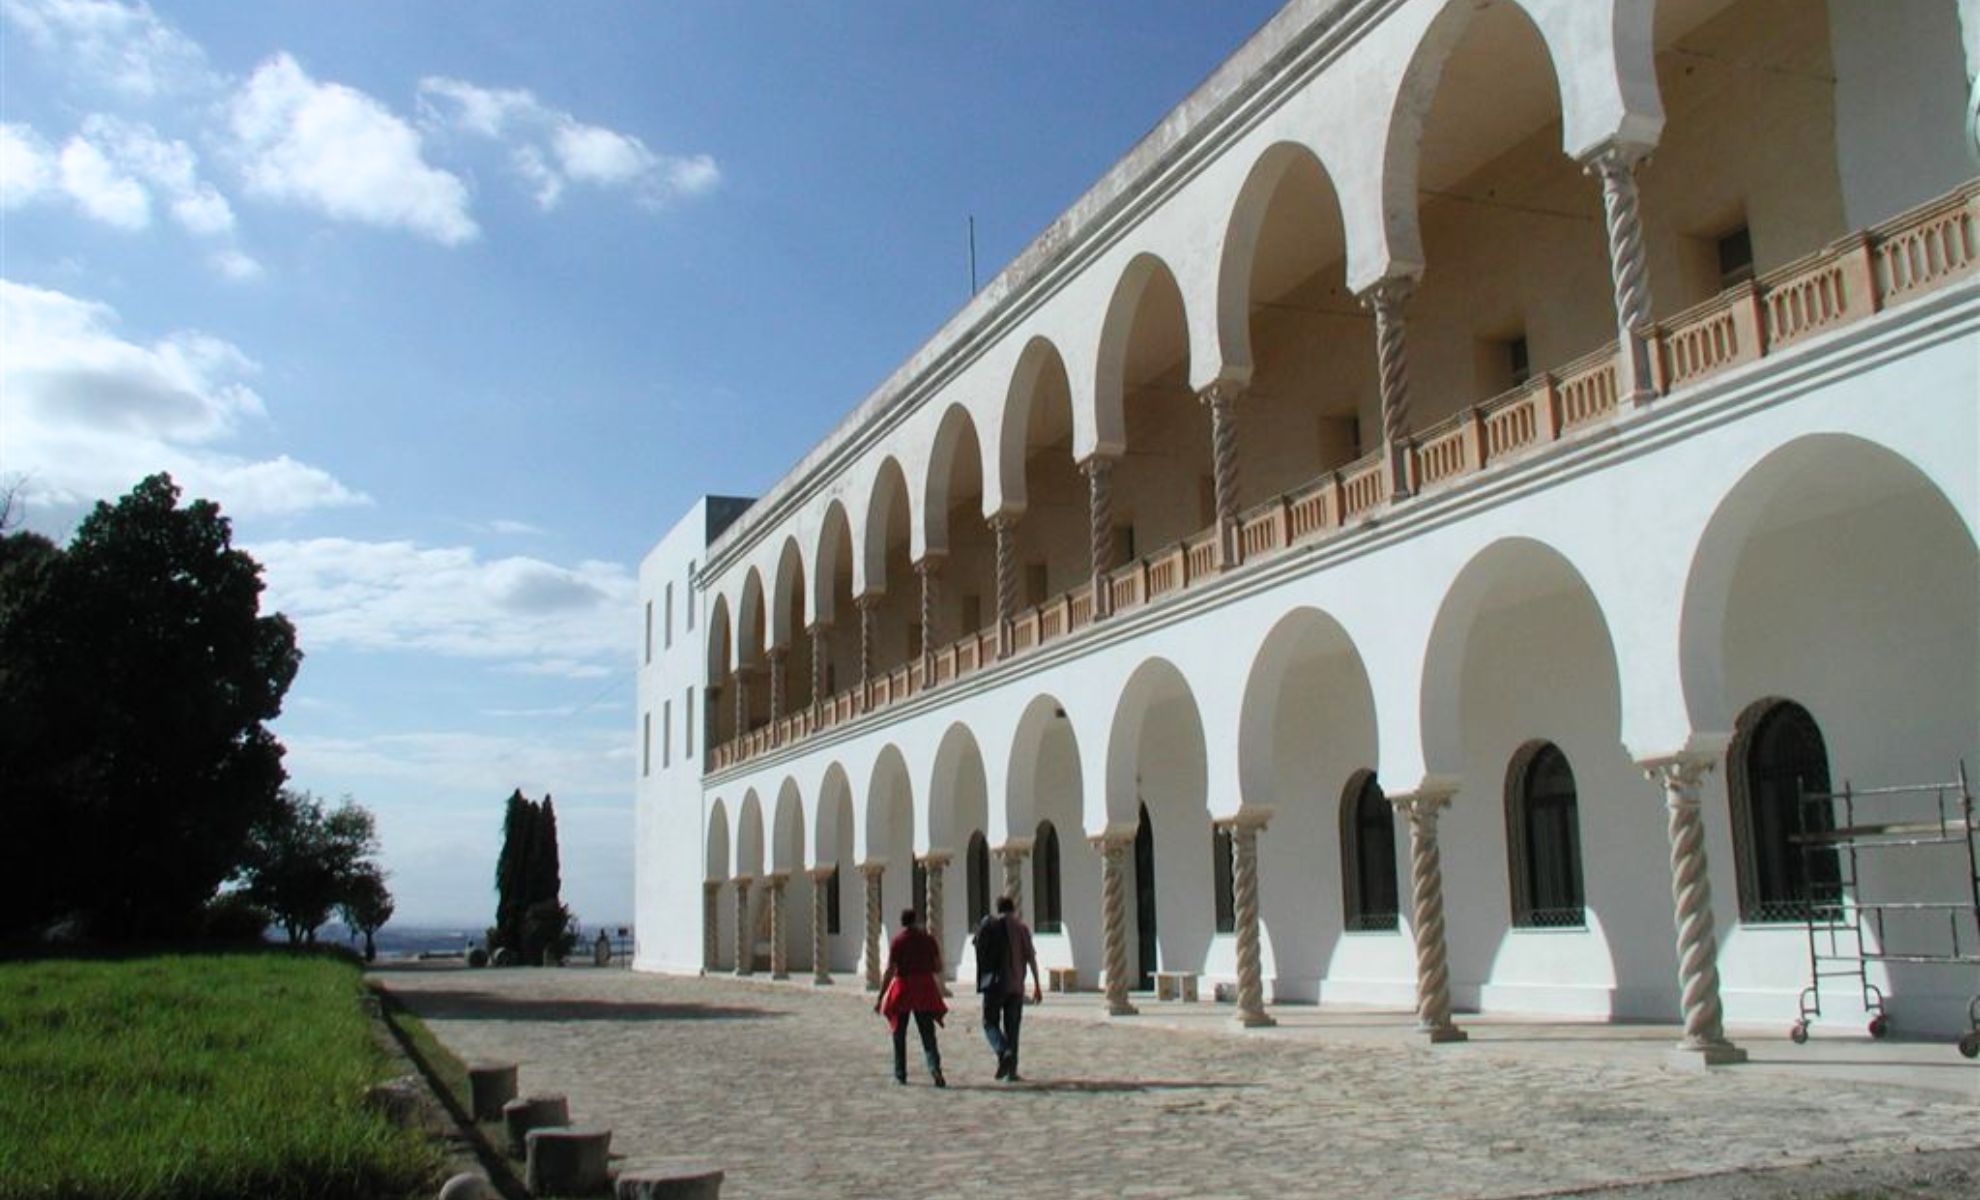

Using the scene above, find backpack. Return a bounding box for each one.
[973,914,1008,994]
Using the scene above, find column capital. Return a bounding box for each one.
[807,865,837,883]
[1641,752,1720,808]
[1578,136,1655,178]
[917,849,953,869]
[766,644,787,662]
[995,836,1035,858]
[987,509,1022,533]
[1214,806,1273,832]
[854,591,884,612]
[913,552,946,576]
[1086,823,1137,851]
[1197,377,1247,410]
[732,873,755,889]
[763,870,790,889]
[703,878,722,894]
[1357,273,1419,314]
[1076,451,1119,478]
[805,618,832,636]
[857,859,886,878]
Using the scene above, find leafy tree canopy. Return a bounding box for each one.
[239,789,383,946]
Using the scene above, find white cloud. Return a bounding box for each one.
[1,0,214,99]
[417,76,719,212]
[229,54,476,245]
[0,123,56,208]
[76,115,234,235]
[486,518,545,536]
[247,537,636,675]
[57,135,149,229]
[0,278,369,520]
[210,248,264,281]
[285,729,633,801]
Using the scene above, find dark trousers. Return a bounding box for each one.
[982,992,1026,1070]
[891,1011,941,1080]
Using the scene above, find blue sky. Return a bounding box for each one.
[1,1,1283,929]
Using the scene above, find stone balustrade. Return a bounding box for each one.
[707,180,1979,775]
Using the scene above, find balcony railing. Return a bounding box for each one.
[707,179,1979,774]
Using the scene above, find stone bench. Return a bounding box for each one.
[617,1164,724,1200]
[526,1127,613,1197]
[1153,970,1198,1002]
[502,1094,570,1158]
[1047,966,1080,994]
[466,1062,518,1122]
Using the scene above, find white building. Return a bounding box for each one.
[637,0,1980,1059]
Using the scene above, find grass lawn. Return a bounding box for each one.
[0,953,441,1200]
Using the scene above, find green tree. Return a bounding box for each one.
[0,474,301,941]
[338,864,396,962]
[239,790,380,945]
[492,789,535,955]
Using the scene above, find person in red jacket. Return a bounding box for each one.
[874,907,948,1087]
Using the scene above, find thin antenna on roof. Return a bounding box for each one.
[968,215,978,296]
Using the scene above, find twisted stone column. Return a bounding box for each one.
[731,875,755,977]
[1091,830,1139,1016]
[1391,792,1466,1043]
[996,839,1032,912]
[919,851,952,990]
[1645,754,1747,1066]
[766,873,789,979]
[990,513,1019,653]
[807,621,829,710]
[702,880,720,974]
[859,861,885,992]
[1361,276,1418,498]
[1199,381,1244,566]
[1226,810,1275,1028]
[1080,454,1117,618]
[1585,140,1657,404]
[766,648,787,724]
[809,867,835,985]
[856,594,881,688]
[916,557,942,669]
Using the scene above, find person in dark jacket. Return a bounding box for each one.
[974,895,1042,1081]
[875,907,947,1086]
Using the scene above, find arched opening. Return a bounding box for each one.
[1236,606,1381,1000]
[1106,659,1211,992]
[1097,257,1210,564]
[1000,340,1087,615]
[1398,0,1612,430]
[735,792,766,971]
[772,779,811,971]
[1219,143,1373,502]
[1340,771,1398,932]
[735,569,769,733]
[1033,820,1063,934]
[966,831,991,930]
[927,722,989,970]
[924,406,993,651]
[706,798,732,971]
[704,597,734,748]
[1504,741,1586,929]
[771,539,813,715]
[816,765,857,971]
[1006,693,1097,982]
[815,502,857,703]
[863,460,917,676]
[865,747,916,965]
[1727,699,1837,923]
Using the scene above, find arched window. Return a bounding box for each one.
[1341,771,1398,931]
[1211,822,1236,932]
[966,831,991,927]
[1730,698,1839,922]
[1032,821,1063,933]
[1505,741,1586,928]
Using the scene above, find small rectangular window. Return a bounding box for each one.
[960,594,982,635]
[1024,562,1048,608]
[643,601,653,664]
[1718,225,1754,288]
[664,584,674,649]
[686,562,696,630]
[684,687,694,759]
[1111,524,1135,567]
[641,712,651,777]
[1507,335,1530,386]
[662,700,672,769]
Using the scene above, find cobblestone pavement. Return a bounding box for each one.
[376,966,1979,1200]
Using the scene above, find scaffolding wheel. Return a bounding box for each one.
[1789,1021,1809,1045]
[1867,1014,1890,1040]
[1958,1032,1979,1060]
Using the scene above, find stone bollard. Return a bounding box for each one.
[466,1063,518,1122]
[525,1127,613,1196]
[365,1074,424,1128]
[616,1165,724,1200]
[502,1094,570,1158]
[437,1173,496,1200]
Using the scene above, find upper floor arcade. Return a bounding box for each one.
[667,0,1980,771]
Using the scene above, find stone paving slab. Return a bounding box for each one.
[375,965,1978,1200]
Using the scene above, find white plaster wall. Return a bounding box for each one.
[1829,0,1973,230]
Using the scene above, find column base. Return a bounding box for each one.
[811,973,834,987]
[1234,1010,1277,1029]
[1106,1000,1140,1018]
[770,970,789,981]
[1666,1041,1747,1071]
[1421,1023,1468,1044]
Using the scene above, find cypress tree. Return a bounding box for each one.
[493,789,535,954]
